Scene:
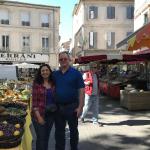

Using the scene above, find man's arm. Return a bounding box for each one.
[76,88,85,117]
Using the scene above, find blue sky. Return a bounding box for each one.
[10,0,78,42]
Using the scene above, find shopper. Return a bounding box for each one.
[81,63,99,124]
[31,64,57,150]
[53,51,85,150]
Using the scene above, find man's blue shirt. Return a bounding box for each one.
[53,67,85,103]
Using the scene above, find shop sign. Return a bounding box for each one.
[0,53,49,63]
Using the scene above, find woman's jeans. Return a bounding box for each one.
[81,93,99,122]
[32,114,54,150]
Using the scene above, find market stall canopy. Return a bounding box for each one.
[14,63,40,68]
[117,22,150,51]
[78,55,107,64]
[123,53,150,61]
[75,53,150,64]
[76,54,124,64]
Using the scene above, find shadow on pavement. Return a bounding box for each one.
[79,133,150,150]
[101,119,150,126]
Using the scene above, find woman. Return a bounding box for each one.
[31,64,56,150]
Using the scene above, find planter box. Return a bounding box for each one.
[120,90,150,110]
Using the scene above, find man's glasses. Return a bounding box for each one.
[59,58,68,61]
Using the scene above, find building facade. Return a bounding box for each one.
[0,1,60,68]
[72,0,134,57]
[60,39,71,52]
[134,0,150,31]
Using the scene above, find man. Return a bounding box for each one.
[81,63,99,124]
[53,51,85,150]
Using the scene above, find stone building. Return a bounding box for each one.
[72,0,134,57]
[0,1,60,68]
[134,0,150,30]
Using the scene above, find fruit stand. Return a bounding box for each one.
[0,80,32,150]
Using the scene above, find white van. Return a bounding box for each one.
[0,65,17,80]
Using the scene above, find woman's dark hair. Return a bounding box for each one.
[33,64,54,85]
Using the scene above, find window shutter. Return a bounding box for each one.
[131,6,134,19]
[46,38,49,48]
[127,6,134,19]
[107,7,110,19]
[112,7,115,19]
[2,36,5,47]
[107,32,115,49]
[93,32,97,48]
[6,36,9,48]
[111,32,115,49]
[94,7,98,19]
[127,6,130,19]
[107,7,115,19]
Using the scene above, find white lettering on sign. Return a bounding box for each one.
[0,53,49,63]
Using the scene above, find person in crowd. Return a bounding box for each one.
[81,63,99,124]
[53,51,85,150]
[31,64,57,150]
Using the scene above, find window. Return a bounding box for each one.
[89,32,97,48]
[106,32,115,49]
[107,6,115,19]
[21,12,30,26]
[126,6,134,19]
[0,10,9,25]
[42,37,49,50]
[144,13,148,24]
[89,6,98,19]
[22,36,30,51]
[1,35,9,51]
[126,32,132,37]
[41,14,49,27]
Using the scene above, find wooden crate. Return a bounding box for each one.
[120,90,150,110]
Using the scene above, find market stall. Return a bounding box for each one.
[75,53,150,101]
[14,63,39,81]
[117,22,150,110]
[0,80,32,149]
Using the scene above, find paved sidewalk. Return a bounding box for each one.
[77,96,150,150]
[33,95,150,150]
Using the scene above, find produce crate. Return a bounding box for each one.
[120,90,150,110]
